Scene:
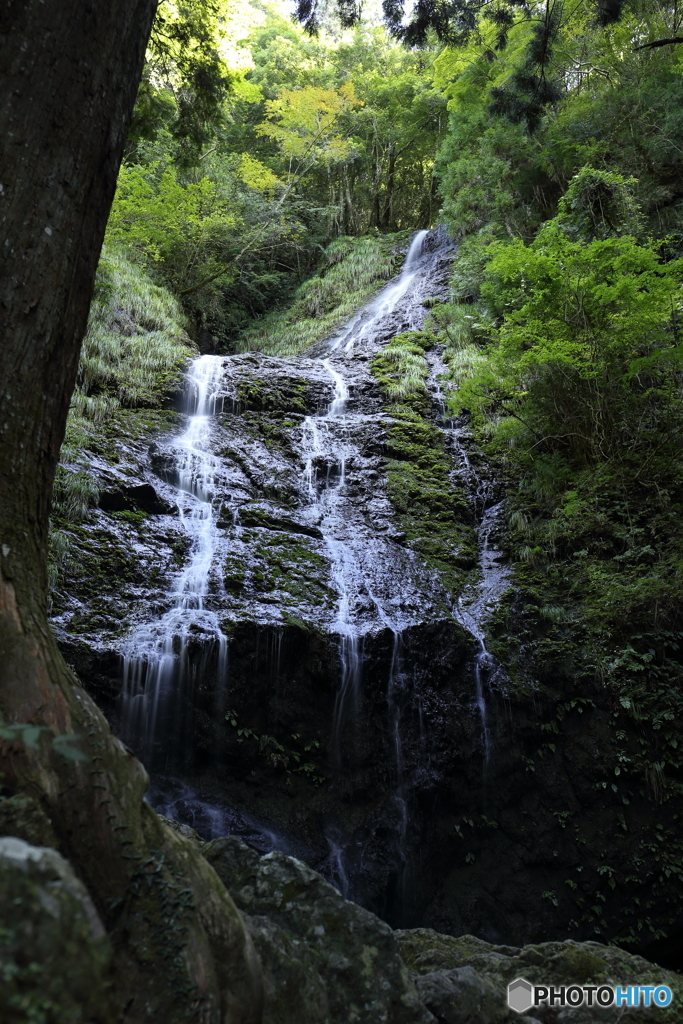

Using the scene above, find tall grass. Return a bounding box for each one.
[234,232,411,357]
[370,330,435,418]
[50,248,193,601]
[57,246,192,519]
[380,340,430,403]
[75,245,193,419]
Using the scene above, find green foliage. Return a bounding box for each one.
[554,168,642,242]
[370,330,433,411]
[455,227,683,468]
[104,154,302,337]
[109,15,446,348]
[432,25,683,915]
[128,0,235,168]
[256,81,361,165]
[224,712,326,784]
[0,715,88,763]
[437,109,550,241]
[76,246,192,412]
[543,69,683,240]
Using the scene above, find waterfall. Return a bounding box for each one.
[117,230,444,781]
[112,227,493,923]
[452,503,510,767]
[302,229,439,754]
[120,354,229,764]
[301,364,361,767]
[425,342,510,767]
[296,229,441,902]
[326,228,429,355]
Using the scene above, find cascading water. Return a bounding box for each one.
[302,233,437,728]
[120,354,229,764]
[427,345,510,767]
[58,219,676,948]
[302,355,360,766]
[110,227,504,925]
[452,504,509,767]
[299,230,441,906]
[326,230,429,355]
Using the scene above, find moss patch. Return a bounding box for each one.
[371,332,476,600]
[236,378,309,415]
[226,534,335,613]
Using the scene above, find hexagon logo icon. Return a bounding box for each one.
[508,977,534,1014]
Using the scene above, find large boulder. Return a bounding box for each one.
[396,929,683,1023]
[204,834,433,1024]
[205,830,683,1024]
[0,836,114,1023]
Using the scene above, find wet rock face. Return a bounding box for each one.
[0,794,58,848]
[0,837,113,1023]
[52,230,484,930]
[203,833,683,1024]
[50,229,683,958]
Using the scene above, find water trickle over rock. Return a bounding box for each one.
[120,356,230,760]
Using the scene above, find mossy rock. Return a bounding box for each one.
[237,377,310,414]
[204,836,431,1024]
[234,503,323,539]
[396,929,683,1023]
[0,838,114,1023]
[0,795,58,848]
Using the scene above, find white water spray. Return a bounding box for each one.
[327,229,429,355]
[120,355,229,762]
[452,503,510,767]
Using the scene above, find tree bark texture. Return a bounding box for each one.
[0,3,262,1021]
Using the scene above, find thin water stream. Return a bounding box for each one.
[430,356,511,765]
[452,503,510,766]
[120,356,229,761]
[300,230,449,899]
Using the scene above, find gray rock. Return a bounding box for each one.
[414,965,505,1023]
[395,929,682,1023]
[204,835,434,1024]
[0,793,58,847]
[0,836,113,1022]
[158,812,205,847]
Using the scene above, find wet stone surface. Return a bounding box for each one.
[53,233,487,923]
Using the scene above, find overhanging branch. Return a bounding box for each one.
[634,36,683,50]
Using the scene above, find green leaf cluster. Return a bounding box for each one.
[456,223,683,469]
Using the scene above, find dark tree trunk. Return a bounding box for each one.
[0,3,262,1021]
[382,145,396,231]
[372,141,382,230]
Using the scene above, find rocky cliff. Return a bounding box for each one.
[48,229,683,969]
